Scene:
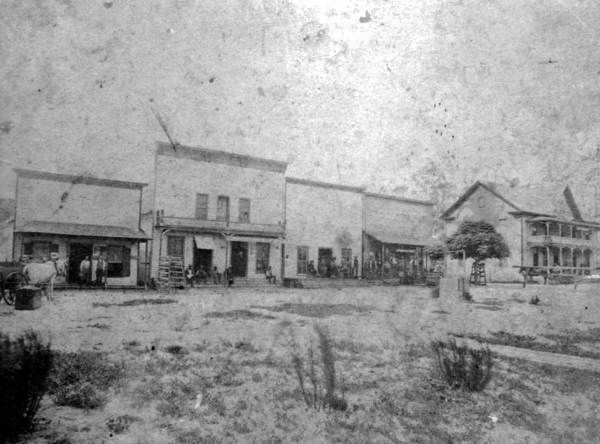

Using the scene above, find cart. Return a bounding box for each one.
[0,261,27,305]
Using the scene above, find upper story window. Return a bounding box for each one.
[217,196,230,222]
[195,193,208,220]
[239,198,250,223]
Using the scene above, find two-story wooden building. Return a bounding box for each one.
[151,143,287,281]
[13,168,149,287]
[442,181,600,282]
[283,178,364,279]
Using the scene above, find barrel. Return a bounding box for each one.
[15,286,42,310]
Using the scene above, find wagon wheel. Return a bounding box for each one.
[3,272,26,305]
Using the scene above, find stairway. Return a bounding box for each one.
[158,256,186,291]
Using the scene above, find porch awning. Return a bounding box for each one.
[223,235,281,244]
[366,231,427,247]
[194,235,216,250]
[15,220,150,240]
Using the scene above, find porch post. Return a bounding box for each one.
[558,246,563,267]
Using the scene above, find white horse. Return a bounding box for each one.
[23,259,68,302]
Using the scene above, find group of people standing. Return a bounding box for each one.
[308,256,360,279]
[78,256,107,287]
[185,265,235,287]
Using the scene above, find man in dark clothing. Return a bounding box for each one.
[226,267,234,287]
[96,256,107,287]
[185,265,194,287]
[353,256,359,278]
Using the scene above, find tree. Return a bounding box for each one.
[446,221,509,284]
[424,243,447,261]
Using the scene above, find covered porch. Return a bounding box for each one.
[363,232,427,284]
[529,244,594,276]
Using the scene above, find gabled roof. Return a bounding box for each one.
[442,181,589,222]
[441,181,520,219]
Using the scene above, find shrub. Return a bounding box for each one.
[529,295,540,305]
[431,338,492,392]
[0,330,52,442]
[48,351,125,409]
[291,325,348,411]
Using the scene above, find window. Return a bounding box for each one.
[106,245,131,277]
[297,246,308,274]
[23,241,59,260]
[239,198,251,223]
[256,242,270,273]
[530,223,545,236]
[217,196,230,222]
[167,236,185,257]
[195,193,208,220]
[341,248,352,267]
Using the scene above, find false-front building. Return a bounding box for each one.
[152,143,287,282]
[151,142,435,284]
[442,181,600,282]
[13,168,149,286]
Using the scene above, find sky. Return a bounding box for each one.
[0,0,599,217]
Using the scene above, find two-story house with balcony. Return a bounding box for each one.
[442,181,600,282]
[151,142,287,281]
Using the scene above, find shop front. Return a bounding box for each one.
[14,222,149,287]
[363,232,426,284]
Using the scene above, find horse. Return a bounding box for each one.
[23,259,68,302]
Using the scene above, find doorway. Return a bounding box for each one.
[318,248,333,276]
[231,241,248,277]
[68,243,92,284]
[194,248,212,273]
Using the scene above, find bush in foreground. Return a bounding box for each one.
[48,351,125,409]
[0,330,52,442]
[431,338,493,392]
[291,325,348,411]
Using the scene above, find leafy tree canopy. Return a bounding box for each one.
[424,243,447,260]
[446,221,510,262]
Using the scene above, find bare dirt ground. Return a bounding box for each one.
[3,282,600,443]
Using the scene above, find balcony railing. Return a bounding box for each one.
[158,215,285,237]
[527,234,593,247]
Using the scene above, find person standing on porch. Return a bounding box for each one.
[79,256,91,287]
[185,265,194,288]
[96,256,107,287]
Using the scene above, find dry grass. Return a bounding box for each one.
[4,284,600,442]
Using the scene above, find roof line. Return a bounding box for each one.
[286,177,365,193]
[441,181,522,219]
[156,141,288,173]
[14,168,148,189]
[364,192,433,206]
